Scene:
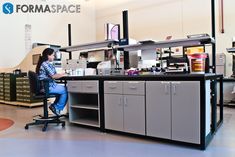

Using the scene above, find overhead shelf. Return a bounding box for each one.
[116,36,215,51]
[60,39,119,52]
[227,48,235,53]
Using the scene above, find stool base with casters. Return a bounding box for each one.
[25,115,66,132]
[25,71,66,132]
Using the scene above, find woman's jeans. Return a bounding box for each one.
[49,84,68,111]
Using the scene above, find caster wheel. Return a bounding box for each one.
[62,123,65,128]
[42,127,47,132]
[25,125,29,130]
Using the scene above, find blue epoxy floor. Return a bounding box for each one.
[0,104,235,157]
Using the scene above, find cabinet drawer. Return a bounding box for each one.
[104,81,123,94]
[67,81,82,93]
[123,81,145,95]
[82,81,98,93]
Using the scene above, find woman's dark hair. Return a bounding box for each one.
[36,48,54,74]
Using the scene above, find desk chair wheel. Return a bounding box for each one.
[25,125,29,130]
[62,122,65,128]
[42,127,47,132]
[42,123,48,132]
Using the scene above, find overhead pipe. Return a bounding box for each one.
[219,0,225,33]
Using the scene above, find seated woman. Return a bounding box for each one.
[36,48,67,116]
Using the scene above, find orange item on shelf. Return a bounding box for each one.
[187,53,207,74]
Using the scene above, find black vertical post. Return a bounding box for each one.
[200,80,206,150]
[219,76,223,123]
[123,10,130,70]
[211,79,217,133]
[123,10,129,40]
[211,0,216,73]
[99,80,105,132]
[68,24,72,59]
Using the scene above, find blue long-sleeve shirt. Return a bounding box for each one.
[38,61,57,88]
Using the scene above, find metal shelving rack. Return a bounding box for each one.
[116,36,214,51]
[4,73,16,102]
[226,48,235,53]
[0,73,4,102]
[60,40,119,59]
[16,76,43,103]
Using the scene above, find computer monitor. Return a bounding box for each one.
[105,23,120,41]
[54,51,62,61]
[87,61,101,69]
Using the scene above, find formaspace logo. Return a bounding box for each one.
[3,2,14,14]
[2,2,81,14]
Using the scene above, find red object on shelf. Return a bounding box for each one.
[187,53,207,59]
[188,53,208,74]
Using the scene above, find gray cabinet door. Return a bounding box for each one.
[171,81,200,144]
[123,95,145,135]
[146,81,171,139]
[104,94,123,131]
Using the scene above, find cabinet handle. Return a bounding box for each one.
[164,84,169,95]
[172,82,181,95]
[71,86,77,88]
[124,97,127,106]
[85,85,93,88]
[161,82,170,95]
[173,85,176,95]
[130,86,137,89]
[119,97,122,106]
[109,86,117,89]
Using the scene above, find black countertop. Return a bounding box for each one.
[223,77,235,82]
[58,73,223,81]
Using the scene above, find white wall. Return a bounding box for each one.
[2,0,235,76]
[0,0,96,68]
[96,0,211,41]
[215,0,235,76]
[95,0,235,76]
[0,46,47,73]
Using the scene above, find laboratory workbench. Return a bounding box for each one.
[57,73,223,150]
[59,73,221,81]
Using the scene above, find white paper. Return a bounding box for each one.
[141,49,156,60]
[97,61,111,69]
[25,24,32,54]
